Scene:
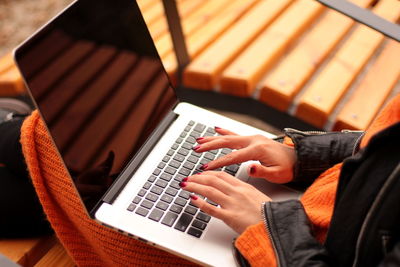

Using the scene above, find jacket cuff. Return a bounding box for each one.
[284,129,364,184]
[235,222,277,267]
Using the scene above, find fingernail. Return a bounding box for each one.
[200,164,208,170]
[197,172,203,175]
[215,126,221,130]
[179,182,187,187]
[190,194,198,200]
[182,177,189,182]
[192,145,201,151]
[250,166,256,175]
[196,137,204,142]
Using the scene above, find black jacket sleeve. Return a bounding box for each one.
[284,129,364,184]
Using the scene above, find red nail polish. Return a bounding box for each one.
[190,195,198,200]
[196,137,204,142]
[179,182,187,187]
[200,164,208,170]
[182,177,189,182]
[192,145,200,151]
[250,166,256,175]
[215,126,221,130]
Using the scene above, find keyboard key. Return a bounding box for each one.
[204,152,215,161]
[127,203,136,212]
[155,179,168,188]
[206,198,218,206]
[145,193,158,202]
[149,209,164,222]
[186,136,196,144]
[170,204,183,214]
[136,207,149,217]
[194,123,206,133]
[226,164,240,173]
[181,142,193,150]
[187,227,203,238]
[188,120,195,126]
[165,187,178,196]
[173,154,185,162]
[180,132,187,138]
[153,168,161,176]
[141,200,154,209]
[161,212,178,227]
[190,131,201,138]
[183,162,195,170]
[185,125,192,132]
[174,174,185,182]
[174,213,194,232]
[156,201,169,211]
[169,160,181,169]
[171,143,179,150]
[174,197,187,207]
[191,151,202,158]
[161,194,173,203]
[200,158,209,165]
[170,181,180,190]
[158,162,166,169]
[148,175,157,183]
[209,149,218,155]
[179,168,191,176]
[137,189,147,197]
[167,149,174,156]
[206,127,216,134]
[196,212,211,223]
[187,156,199,164]
[221,148,232,155]
[132,196,141,204]
[150,186,163,195]
[177,148,189,156]
[162,156,170,163]
[192,219,207,230]
[160,172,173,182]
[165,167,177,175]
[184,206,198,215]
[143,182,152,190]
[175,137,183,144]
[178,190,190,200]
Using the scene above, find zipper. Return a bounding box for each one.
[351,162,400,267]
[262,202,282,267]
[284,127,327,135]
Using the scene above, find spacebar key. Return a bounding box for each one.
[174,213,193,232]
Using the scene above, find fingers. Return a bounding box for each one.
[214,127,237,136]
[204,147,255,170]
[195,135,251,151]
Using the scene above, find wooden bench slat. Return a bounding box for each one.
[259,0,373,111]
[295,0,400,128]
[333,40,400,130]
[148,0,204,41]
[137,0,159,13]
[182,0,292,90]
[34,240,75,267]
[0,52,14,75]
[154,0,232,59]
[0,67,26,96]
[219,0,325,97]
[0,236,56,267]
[51,52,136,155]
[64,58,162,171]
[140,0,165,27]
[161,0,260,76]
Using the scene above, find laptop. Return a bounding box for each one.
[14,0,300,265]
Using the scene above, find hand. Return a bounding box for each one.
[181,171,271,234]
[194,127,296,184]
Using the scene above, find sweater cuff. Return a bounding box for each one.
[235,222,277,267]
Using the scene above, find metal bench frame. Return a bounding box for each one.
[162,0,400,131]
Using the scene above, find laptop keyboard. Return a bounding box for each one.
[126,121,240,238]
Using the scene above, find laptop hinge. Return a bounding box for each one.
[92,110,179,215]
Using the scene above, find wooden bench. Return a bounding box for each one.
[141,0,400,131]
[0,235,75,267]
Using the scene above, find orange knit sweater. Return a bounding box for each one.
[236,94,400,266]
[20,112,197,267]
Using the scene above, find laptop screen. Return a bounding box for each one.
[15,0,178,210]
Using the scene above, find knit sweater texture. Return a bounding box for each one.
[20,112,197,267]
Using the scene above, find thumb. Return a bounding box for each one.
[248,164,290,184]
